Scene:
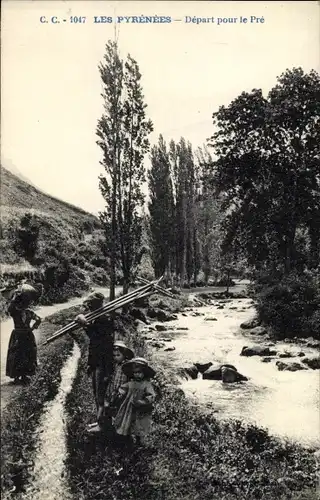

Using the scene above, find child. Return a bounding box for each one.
[75,292,114,432]
[113,357,156,447]
[104,341,135,418]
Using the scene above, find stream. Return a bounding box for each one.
[153,297,320,449]
[22,343,81,500]
[1,284,319,499]
[0,286,117,388]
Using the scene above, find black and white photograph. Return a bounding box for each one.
[1,1,319,499]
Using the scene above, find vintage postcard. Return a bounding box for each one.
[1,1,319,499]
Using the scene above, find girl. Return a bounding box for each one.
[6,285,42,385]
[104,341,135,414]
[114,357,156,446]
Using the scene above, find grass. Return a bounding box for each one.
[0,304,82,497]
[1,292,318,499]
[64,294,319,500]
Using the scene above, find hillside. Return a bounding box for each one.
[0,165,110,306]
[1,165,99,231]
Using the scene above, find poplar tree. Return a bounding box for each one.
[148,135,174,277]
[97,41,153,297]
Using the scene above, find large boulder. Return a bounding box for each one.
[276,361,308,372]
[130,308,149,324]
[155,324,168,332]
[249,326,267,336]
[278,351,294,359]
[147,307,177,322]
[241,345,277,357]
[306,340,320,349]
[221,366,248,383]
[177,365,199,380]
[301,357,320,370]
[205,317,218,321]
[194,362,213,374]
[199,293,214,300]
[134,319,148,331]
[240,318,260,330]
[148,340,166,349]
[203,363,237,380]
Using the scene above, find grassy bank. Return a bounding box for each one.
[1,305,82,497]
[65,295,318,500]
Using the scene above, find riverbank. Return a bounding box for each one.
[65,294,318,500]
[1,291,318,499]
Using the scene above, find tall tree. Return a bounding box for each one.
[195,146,222,284]
[148,135,174,278]
[118,55,153,293]
[209,67,320,275]
[97,42,153,297]
[96,41,123,300]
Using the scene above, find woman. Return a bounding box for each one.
[6,284,42,385]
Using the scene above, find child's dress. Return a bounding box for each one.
[114,380,156,440]
[104,363,128,415]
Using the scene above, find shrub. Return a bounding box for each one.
[255,271,320,339]
[91,267,109,286]
[14,213,40,262]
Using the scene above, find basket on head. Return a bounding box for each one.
[13,284,41,306]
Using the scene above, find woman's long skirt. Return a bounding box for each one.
[6,329,37,379]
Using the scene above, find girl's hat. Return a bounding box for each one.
[113,341,135,360]
[122,357,156,379]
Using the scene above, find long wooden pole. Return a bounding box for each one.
[43,277,163,345]
[136,276,175,299]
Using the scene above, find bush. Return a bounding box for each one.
[14,213,40,262]
[91,267,109,286]
[255,271,320,339]
[41,262,89,304]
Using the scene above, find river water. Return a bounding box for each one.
[153,297,320,449]
[1,284,319,500]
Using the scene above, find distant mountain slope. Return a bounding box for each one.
[1,165,97,221]
[0,165,101,268]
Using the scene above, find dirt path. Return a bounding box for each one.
[0,286,117,412]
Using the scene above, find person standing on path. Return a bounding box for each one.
[75,292,115,432]
[5,284,42,385]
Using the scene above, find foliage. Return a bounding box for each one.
[209,67,320,275]
[148,135,175,277]
[1,309,76,496]
[147,138,241,286]
[65,308,317,500]
[91,267,109,286]
[14,213,39,262]
[254,269,320,338]
[97,41,153,297]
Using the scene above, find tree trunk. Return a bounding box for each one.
[109,171,117,301]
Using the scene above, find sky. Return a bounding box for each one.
[2,1,319,214]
